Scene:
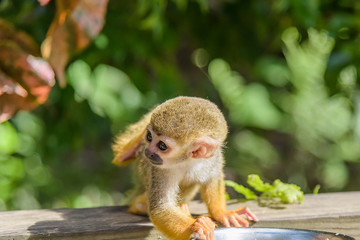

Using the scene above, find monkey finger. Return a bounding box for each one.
[190,229,206,240]
[192,221,211,239]
[234,213,249,227]
[192,222,204,232]
[210,229,215,240]
[228,215,242,228]
[197,227,206,239]
[221,215,231,228]
[197,216,215,231]
[204,218,216,231]
[236,207,259,222]
[246,209,259,222]
[205,228,215,240]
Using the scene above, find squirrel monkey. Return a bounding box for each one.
[112,96,258,240]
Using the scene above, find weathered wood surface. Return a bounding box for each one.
[0,192,359,240]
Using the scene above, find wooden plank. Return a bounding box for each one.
[0,206,153,240]
[0,192,359,240]
[190,191,360,220]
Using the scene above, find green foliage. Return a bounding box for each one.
[208,59,282,129]
[0,121,19,154]
[67,60,145,124]
[226,175,304,204]
[248,175,304,204]
[1,0,360,210]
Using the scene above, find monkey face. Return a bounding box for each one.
[144,126,221,168]
[143,127,181,167]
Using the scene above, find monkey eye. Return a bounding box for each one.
[146,131,152,142]
[158,141,168,151]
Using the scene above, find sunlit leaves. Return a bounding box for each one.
[255,57,290,87]
[0,156,24,180]
[282,27,334,90]
[0,121,19,154]
[281,27,360,190]
[322,161,349,190]
[0,113,53,210]
[208,27,359,191]
[233,131,279,168]
[67,60,143,121]
[282,28,352,145]
[209,58,282,129]
[73,185,116,208]
[41,0,108,87]
[338,65,357,97]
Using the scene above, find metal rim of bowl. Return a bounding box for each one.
[213,227,355,240]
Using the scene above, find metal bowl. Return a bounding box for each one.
[214,227,355,240]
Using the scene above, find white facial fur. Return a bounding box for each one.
[144,126,182,167]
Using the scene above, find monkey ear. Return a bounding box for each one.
[190,136,220,159]
[112,132,143,166]
[112,112,152,166]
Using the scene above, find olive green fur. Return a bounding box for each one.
[150,96,228,144]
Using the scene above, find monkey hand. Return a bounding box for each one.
[212,206,258,228]
[190,216,216,240]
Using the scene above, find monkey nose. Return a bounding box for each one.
[145,149,163,165]
[145,149,154,159]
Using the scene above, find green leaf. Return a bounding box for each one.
[225,180,257,200]
[266,179,304,203]
[247,174,272,192]
[208,59,282,129]
[313,184,321,195]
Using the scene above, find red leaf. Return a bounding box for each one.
[38,0,51,6]
[41,0,108,87]
[0,19,55,123]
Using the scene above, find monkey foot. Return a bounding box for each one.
[213,206,258,228]
[190,216,216,240]
[128,193,148,216]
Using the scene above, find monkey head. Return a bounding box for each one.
[143,97,228,168]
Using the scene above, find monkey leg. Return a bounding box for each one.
[128,192,148,216]
[190,216,216,240]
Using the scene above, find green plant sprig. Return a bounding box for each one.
[225,174,304,204]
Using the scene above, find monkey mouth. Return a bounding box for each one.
[149,158,163,165]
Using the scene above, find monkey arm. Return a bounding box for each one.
[147,172,215,240]
[201,176,258,227]
[201,176,227,218]
[147,180,195,239]
[150,200,216,240]
[112,112,152,166]
[150,205,196,240]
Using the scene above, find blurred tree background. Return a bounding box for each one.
[0,0,360,210]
